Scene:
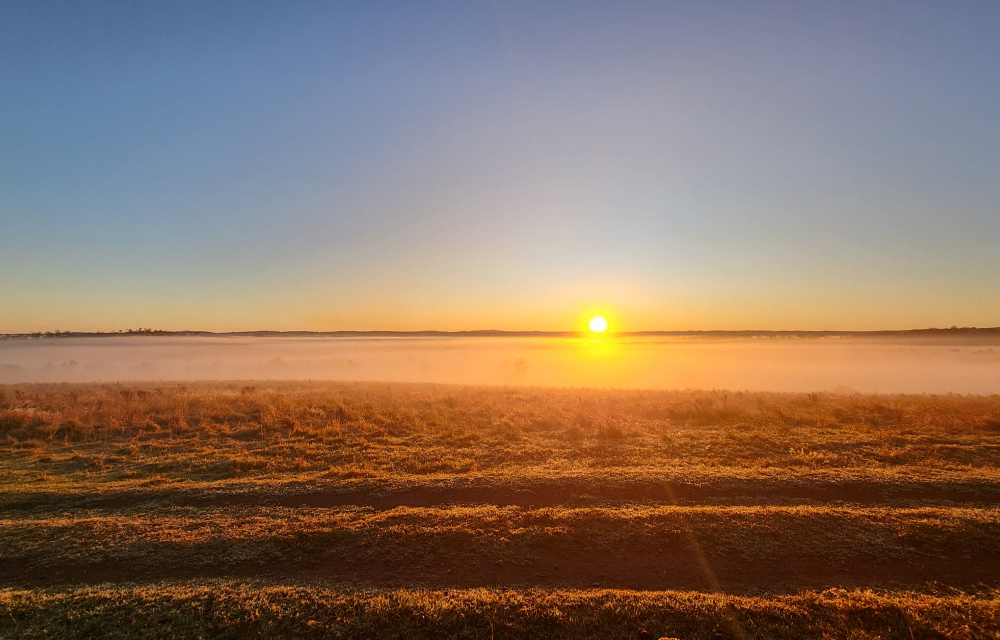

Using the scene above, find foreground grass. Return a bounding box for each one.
[2,382,999,496]
[2,505,998,572]
[2,382,1000,636]
[2,582,998,640]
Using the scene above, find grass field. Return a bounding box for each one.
[1,382,999,638]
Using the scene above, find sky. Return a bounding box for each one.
[2,1,999,333]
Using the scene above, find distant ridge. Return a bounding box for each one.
[3,327,999,339]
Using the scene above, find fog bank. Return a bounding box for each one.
[2,335,999,394]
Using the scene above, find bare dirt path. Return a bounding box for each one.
[6,479,1000,513]
[2,545,998,593]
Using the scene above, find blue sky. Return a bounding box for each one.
[3,1,999,331]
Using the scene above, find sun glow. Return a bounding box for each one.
[588,315,609,333]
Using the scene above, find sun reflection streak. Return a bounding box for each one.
[661,482,748,640]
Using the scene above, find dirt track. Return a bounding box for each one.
[4,478,1000,594]
[2,539,998,593]
[7,477,1000,512]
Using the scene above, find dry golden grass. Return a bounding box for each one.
[2,382,999,638]
[3,505,999,573]
[2,583,998,640]
[2,382,998,491]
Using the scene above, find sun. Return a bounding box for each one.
[588,315,609,333]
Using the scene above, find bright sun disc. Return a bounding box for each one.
[588,315,609,333]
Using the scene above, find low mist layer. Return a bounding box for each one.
[2,335,1000,393]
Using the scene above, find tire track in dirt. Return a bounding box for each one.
[5,479,1000,512]
[2,548,998,593]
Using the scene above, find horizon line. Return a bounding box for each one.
[3,326,998,339]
